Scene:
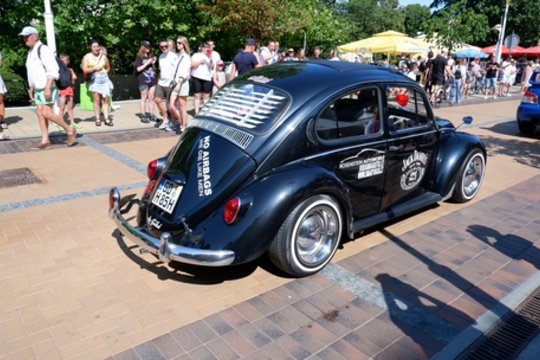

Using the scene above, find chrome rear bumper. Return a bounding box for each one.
[108,187,235,267]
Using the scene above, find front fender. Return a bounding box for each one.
[432,132,487,198]
[192,165,352,265]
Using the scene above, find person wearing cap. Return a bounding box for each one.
[229,38,261,80]
[133,40,157,123]
[212,60,227,95]
[19,26,77,149]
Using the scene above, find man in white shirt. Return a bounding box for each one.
[20,26,76,150]
[154,39,178,124]
[259,41,278,65]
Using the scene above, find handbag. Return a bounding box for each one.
[169,55,184,89]
[86,53,103,83]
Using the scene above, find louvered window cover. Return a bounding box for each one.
[198,83,289,133]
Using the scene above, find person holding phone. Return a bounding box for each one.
[190,42,213,115]
[484,55,500,99]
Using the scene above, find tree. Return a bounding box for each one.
[341,0,405,41]
[430,0,540,46]
[402,4,431,37]
[427,0,490,50]
[200,0,347,53]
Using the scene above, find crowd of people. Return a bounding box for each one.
[2,27,540,145]
[391,51,540,107]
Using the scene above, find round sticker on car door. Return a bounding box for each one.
[400,150,428,191]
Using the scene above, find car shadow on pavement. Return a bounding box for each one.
[467,225,540,270]
[112,229,259,284]
[380,228,537,356]
[482,120,540,139]
[375,273,475,358]
[479,134,540,169]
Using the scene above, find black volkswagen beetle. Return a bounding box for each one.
[109,61,486,277]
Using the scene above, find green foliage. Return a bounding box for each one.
[427,0,490,50]
[432,0,540,47]
[1,0,539,79]
[341,0,405,41]
[402,4,431,37]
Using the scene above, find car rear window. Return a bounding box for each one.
[197,83,290,135]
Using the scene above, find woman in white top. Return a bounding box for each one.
[191,42,213,114]
[169,36,192,131]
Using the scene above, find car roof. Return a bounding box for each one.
[236,60,415,98]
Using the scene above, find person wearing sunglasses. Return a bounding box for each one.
[154,39,177,127]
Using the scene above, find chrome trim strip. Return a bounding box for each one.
[109,188,235,267]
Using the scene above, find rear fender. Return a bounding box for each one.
[432,132,486,198]
[193,166,353,265]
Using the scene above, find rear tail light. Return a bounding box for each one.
[147,160,158,179]
[224,197,240,224]
[143,179,157,198]
[522,91,538,104]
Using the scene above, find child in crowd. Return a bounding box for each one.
[212,60,227,95]
[58,54,79,129]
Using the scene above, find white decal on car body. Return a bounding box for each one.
[400,150,428,191]
[197,136,213,197]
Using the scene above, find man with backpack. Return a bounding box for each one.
[19,26,77,150]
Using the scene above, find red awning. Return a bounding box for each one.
[522,46,540,57]
[480,45,527,56]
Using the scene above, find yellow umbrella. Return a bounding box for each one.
[338,30,430,55]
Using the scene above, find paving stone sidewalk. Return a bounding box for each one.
[108,175,540,360]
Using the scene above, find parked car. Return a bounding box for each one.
[109,61,486,277]
[517,71,540,135]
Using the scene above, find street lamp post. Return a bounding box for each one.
[494,0,510,63]
[43,0,57,55]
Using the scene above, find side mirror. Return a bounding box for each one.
[456,116,473,130]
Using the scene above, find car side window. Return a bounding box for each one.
[315,87,381,141]
[387,86,430,132]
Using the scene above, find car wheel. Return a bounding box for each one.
[268,194,342,277]
[452,149,485,203]
[518,121,535,135]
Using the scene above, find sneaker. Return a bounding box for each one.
[493,95,497,99]
[165,124,179,132]
[140,115,150,124]
[158,121,170,130]
[484,95,488,99]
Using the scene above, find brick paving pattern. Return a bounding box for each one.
[107,175,540,360]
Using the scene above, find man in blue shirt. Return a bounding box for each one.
[229,38,261,80]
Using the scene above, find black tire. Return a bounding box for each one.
[518,121,535,136]
[452,149,486,203]
[268,194,342,277]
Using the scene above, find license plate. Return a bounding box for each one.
[152,179,182,214]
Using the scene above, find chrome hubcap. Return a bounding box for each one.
[463,154,484,197]
[296,205,339,266]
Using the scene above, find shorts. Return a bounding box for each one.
[431,84,444,96]
[192,77,212,94]
[155,85,172,100]
[172,81,189,97]
[486,77,497,89]
[138,83,155,91]
[34,87,58,105]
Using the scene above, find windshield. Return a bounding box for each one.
[196,83,290,135]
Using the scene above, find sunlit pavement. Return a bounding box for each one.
[0,95,539,359]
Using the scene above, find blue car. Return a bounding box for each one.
[517,71,540,135]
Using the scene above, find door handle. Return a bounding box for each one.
[389,145,404,151]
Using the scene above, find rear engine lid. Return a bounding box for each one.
[147,129,256,231]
